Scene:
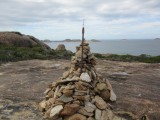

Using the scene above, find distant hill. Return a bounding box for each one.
[53,39,81,42]
[154,38,160,40]
[53,39,100,42]
[41,39,52,43]
[88,39,101,42]
[0,32,51,50]
[0,32,73,62]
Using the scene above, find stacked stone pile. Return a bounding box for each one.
[39,41,124,120]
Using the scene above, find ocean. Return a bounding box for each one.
[45,40,160,56]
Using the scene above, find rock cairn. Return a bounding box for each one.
[39,41,119,120]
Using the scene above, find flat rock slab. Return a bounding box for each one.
[0,59,160,119]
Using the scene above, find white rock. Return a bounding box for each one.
[85,102,96,110]
[95,108,102,120]
[50,105,63,119]
[80,73,91,82]
[112,72,128,76]
[110,90,116,101]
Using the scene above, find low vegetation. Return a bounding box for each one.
[0,44,73,63]
[1,44,159,64]
[94,53,160,63]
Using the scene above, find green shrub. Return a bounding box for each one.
[0,44,73,63]
[94,53,160,63]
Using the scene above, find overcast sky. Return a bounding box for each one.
[0,0,160,40]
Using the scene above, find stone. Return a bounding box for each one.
[84,102,96,113]
[64,113,87,120]
[95,96,107,110]
[60,104,80,116]
[95,83,107,91]
[91,69,96,80]
[80,73,91,82]
[48,90,54,98]
[76,51,87,59]
[75,81,87,90]
[87,117,95,120]
[74,91,86,96]
[50,105,63,119]
[78,107,94,117]
[63,89,73,96]
[85,102,96,110]
[39,100,46,112]
[72,100,81,105]
[63,71,70,78]
[48,98,55,104]
[44,88,51,95]
[84,106,95,113]
[110,72,129,80]
[56,44,66,51]
[113,116,127,120]
[99,90,110,102]
[101,109,114,120]
[65,85,75,90]
[110,90,116,101]
[59,95,73,103]
[95,108,101,120]
[73,95,90,101]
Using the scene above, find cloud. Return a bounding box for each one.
[0,0,160,39]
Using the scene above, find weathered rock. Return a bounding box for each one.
[95,83,107,91]
[78,107,94,117]
[95,96,107,110]
[63,89,73,96]
[63,71,70,79]
[75,51,87,59]
[44,88,51,95]
[95,108,102,120]
[58,95,73,103]
[60,104,80,116]
[48,90,54,98]
[84,106,95,113]
[101,109,114,120]
[84,102,96,113]
[39,100,46,112]
[50,105,63,119]
[48,98,55,104]
[73,95,90,101]
[110,90,117,101]
[74,91,86,96]
[56,44,66,51]
[87,117,95,120]
[91,69,96,80]
[0,32,51,49]
[85,102,96,110]
[99,90,110,102]
[64,113,87,120]
[75,81,87,90]
[80,73,91,82]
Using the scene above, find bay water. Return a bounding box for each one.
[45,40,160,56]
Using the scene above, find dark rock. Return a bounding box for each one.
[60,104,80,116]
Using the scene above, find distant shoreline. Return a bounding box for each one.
[42,39,101,42]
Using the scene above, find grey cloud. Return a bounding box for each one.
[0,0,160,27]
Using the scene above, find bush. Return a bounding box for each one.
[0,45,73,63]
[94,53,160,63]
